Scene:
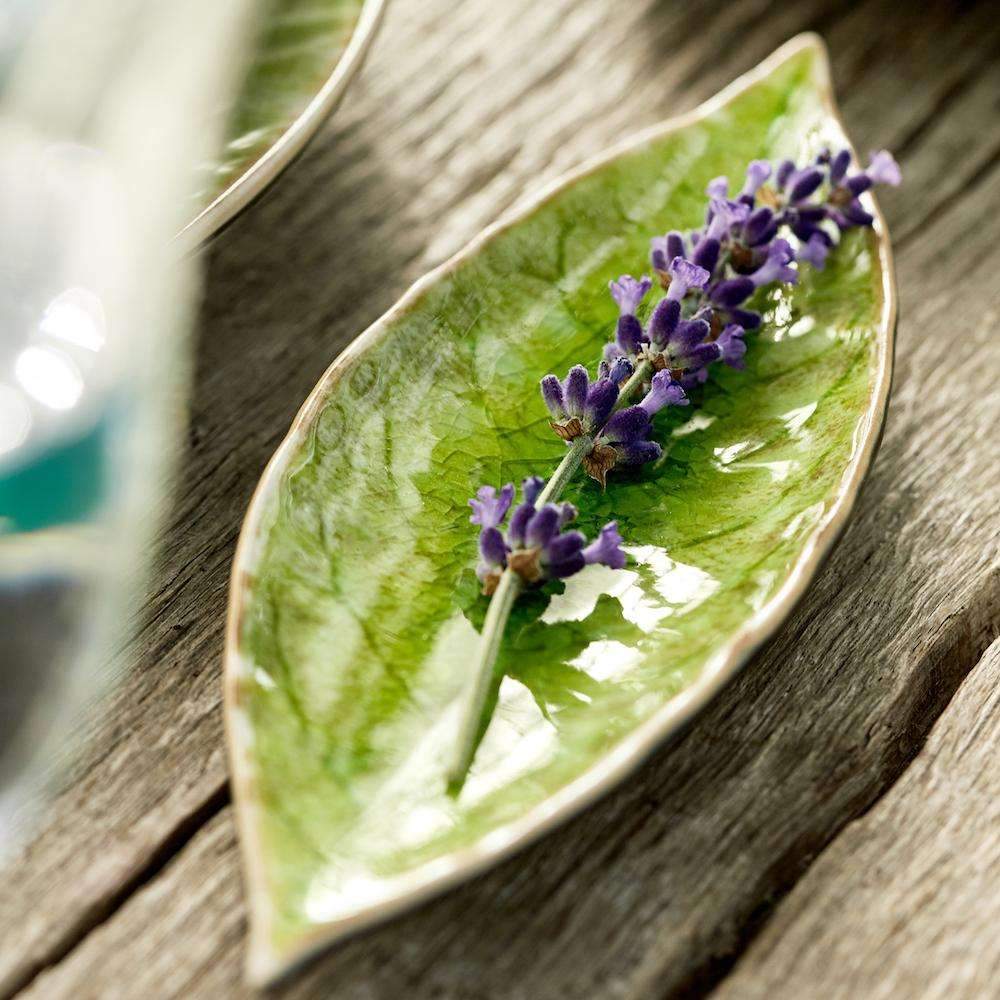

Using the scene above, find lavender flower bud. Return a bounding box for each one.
[557,502,577,527]
[599,356,634,385]
[648,297,681,348]
[829,148,851,185]
[478,526,508,567]
[521,475,545,506]
[789,167,824,203]
[692,236,720,273]
[743,207,777,247]
[775,159,796,190]
[616,314,647,356]
[564,365,589,416]
[584,378,619,430]
[711,277,755,307]
[706,198,750,242]
[540,374,565,419]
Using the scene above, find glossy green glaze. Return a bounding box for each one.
[231,42,889,975]
[200,0,364,202]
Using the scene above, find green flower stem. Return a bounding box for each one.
[446,567,521,793]
[446,361,652,792]
[614,359,653,411]
[535,432,597,506]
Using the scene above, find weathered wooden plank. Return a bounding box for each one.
[714,637,1000,1000]
[4,0,1000,996]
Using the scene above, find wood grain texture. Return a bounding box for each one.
[714,637,1000,1000]
[2,0,999,997]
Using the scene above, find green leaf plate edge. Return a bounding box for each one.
[180,0,387,247]
[225,34,896,985]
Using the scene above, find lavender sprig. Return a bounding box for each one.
[447,146,900,791]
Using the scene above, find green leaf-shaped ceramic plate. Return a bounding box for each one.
[181,0,386,245]
[225,35,896,985]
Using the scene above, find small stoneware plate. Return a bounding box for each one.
[225,33,896,986]
[180,0,386,246]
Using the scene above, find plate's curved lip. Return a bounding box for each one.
[224,32,897,987]
[177,0,388,250]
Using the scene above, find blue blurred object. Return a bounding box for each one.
[0,0,256,857]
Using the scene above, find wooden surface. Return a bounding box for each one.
[3,0,1000,997]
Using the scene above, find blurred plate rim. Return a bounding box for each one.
[177,0,387,249]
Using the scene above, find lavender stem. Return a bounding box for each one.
[447,373,648,792]
[446,566,521,793]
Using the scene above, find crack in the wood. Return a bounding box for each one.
[655,568,1000,1000]
[2,782,230,1000]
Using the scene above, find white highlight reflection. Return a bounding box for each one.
[672,412,717,438]
[14,345,83,410]
[460,677,557,808]
[628,545,720,613]
[780,402,817,434]
[570,640,642,683]
[38,288,106,351]
[543,545,719,631]
[542,564,671,633]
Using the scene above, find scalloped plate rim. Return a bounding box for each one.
[177,0,388,249]
[224,32,897,986]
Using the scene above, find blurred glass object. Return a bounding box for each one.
[0,0,255,857]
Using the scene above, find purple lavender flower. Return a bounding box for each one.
[717,324,747,369]
[798,231,831,270]
[455,145,904,796]
[829,149,851,185]
[823,148,900,231]
[487,149,900,575]
[704,198,751,243]
[749,238,797,286]
[609,274,653,315]
[706,176,729,198]
[665,321,719,384]
[866,150,902,187]
[739,160,772,203]
[469,476,626,592]
[583,372,687,486]
[469,483,514,528]
[583,522,626,569]
[664,257,710,302]
[540,364,619,440]
[522,475,545,506]
[638,370,689,412]
[609,274,652,356]
[740,207,778,249]
[689,198,750,273]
